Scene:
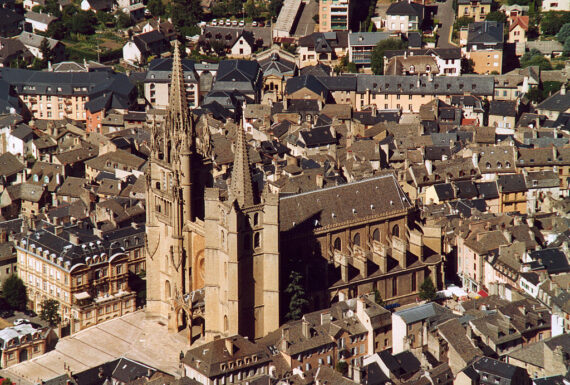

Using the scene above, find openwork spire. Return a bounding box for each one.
[169,40,188,118]
[163,40,193,157]
[230,123,255,207]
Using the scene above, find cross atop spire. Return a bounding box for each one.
[230,122,255,207]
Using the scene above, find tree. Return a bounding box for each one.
[556,23,570,43]
[335,361,348,376]
[268,0,283,19]
[461,57,475,73]
[40,37,53,66]
[1,275,28,310]
[285,271,309,321]
[71,11,97,35]
[520,49,552,70]
[147,0,165,17]
[565,37,570,54]
[170,0,203,36]
[419,277,437,301]
[485,11,506,23]
[244,0,259,19]
[47,20,66,40]
[541,11,570,36]
[39,299,61,327]
[116,10,133,29]
[370,38,407,75]
[374,289,385,307]
[454,16,474,29]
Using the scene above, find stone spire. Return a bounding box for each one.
[164,40,193,146]
[230,123,255,207]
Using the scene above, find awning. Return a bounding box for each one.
[74,292,91,300]
[477,290,489,298]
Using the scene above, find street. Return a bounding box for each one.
[435,0,457,48]
[293,0,318,37]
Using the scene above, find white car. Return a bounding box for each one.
[225,19,231,26]
[211,19,217,26]
[232,20,238,26]
[252,21,258,27]
[239,20,244,27]
[14,319,30,326]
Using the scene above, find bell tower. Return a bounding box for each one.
[145,41,209,336]
[204,123,280,340]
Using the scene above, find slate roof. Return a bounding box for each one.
[537,89,570,113]
[355,75,494,96]
[85,74,136,113]
[258,52,296,77]
[348,32,393,47]
[279,174,410,232]
[467,21,504,45]
[145,58,198,83]
[17,32,61,50]
[182,335,271,378]
[0,67,117,96]
[497,174,527,193]
[490,100,517,117]
[378,350,421,379]
[394,303,453,325]
[285,75,329,97]
[24,10,56,25]
[0,152,24,177]
[528,248,570,274]
[472,357,519,380]
[386,1,424,17]
[433,183,454,201]
[213,59,262,93]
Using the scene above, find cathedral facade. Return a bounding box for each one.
[145,43,444,343]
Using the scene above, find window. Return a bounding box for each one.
[334,237,341,250]
[116,265,122,275]
[392,277,397,296]
[353,233,360,246]
[254,232,260,249]
[373,229,380,241]
[411,272,416,292]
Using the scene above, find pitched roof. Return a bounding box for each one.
[467,21,504,44]
[537,89,570,112]
[17,32,61,50]
[349,32,393,46]
[394,302,453,324]
[0,152,24,177]
[509,15,529,32]
[386,1,424,17]
[279,174,410,232]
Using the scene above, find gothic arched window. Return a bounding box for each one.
[353,233,360,246]
[254,232,260,249]
[334,237,341,251]
[392,225,400,238]
[373,229,380,242]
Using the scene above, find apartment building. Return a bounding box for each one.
[457,0,492,22]
[16,221,145,334]
[319,0,352,32]
[0,68,127,121]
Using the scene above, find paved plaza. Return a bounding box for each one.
[0,311,192,384]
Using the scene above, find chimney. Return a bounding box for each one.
[503,230,512,243]
[425,159,433,175]
[301,319,310,338]
[225,338,234,356]
[320,311,332,325]
[316,174,324,188]
[561,83,566,96]
[282,326,290,342]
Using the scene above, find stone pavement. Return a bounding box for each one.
[0,311,193,385]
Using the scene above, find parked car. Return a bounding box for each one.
[232,20,238,26]
[239,20,244,27]
[211,19,217,26]
[23,309,37,317]
[252,21,258,27]
[258,21,265,27]
[225,19,231,26]
[14,318,30,326]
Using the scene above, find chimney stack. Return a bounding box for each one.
[225,338,234,356]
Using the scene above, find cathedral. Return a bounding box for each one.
[145,42,444,343]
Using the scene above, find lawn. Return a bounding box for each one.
[64,33,126,62]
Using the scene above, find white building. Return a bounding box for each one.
[24,11,57,33]
[542,0,569,11]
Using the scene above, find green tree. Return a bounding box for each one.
[285,271,309,321]
[97,10,115,27]
[268,0,283,19]
[541,11,570,36]
[147,0,165,17]
[244,0,259,19]
[335,361,348,376]
[47,20,66,39]
[39,299,61,327]
[170,0,203,36]
[556,23,570,43]
[461,57,475,73]
[39,37,53,66]
[564,37,570,54]
[374,289,385,307]
[454,16,474,29]
[419,277,437,301]
[2,275,28,310]
[116,11,133,29]
[346,61,358,73]
[485,11,506,23]
[370,38,407,75]
[521,49,553,70]
[71,11,97,35]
